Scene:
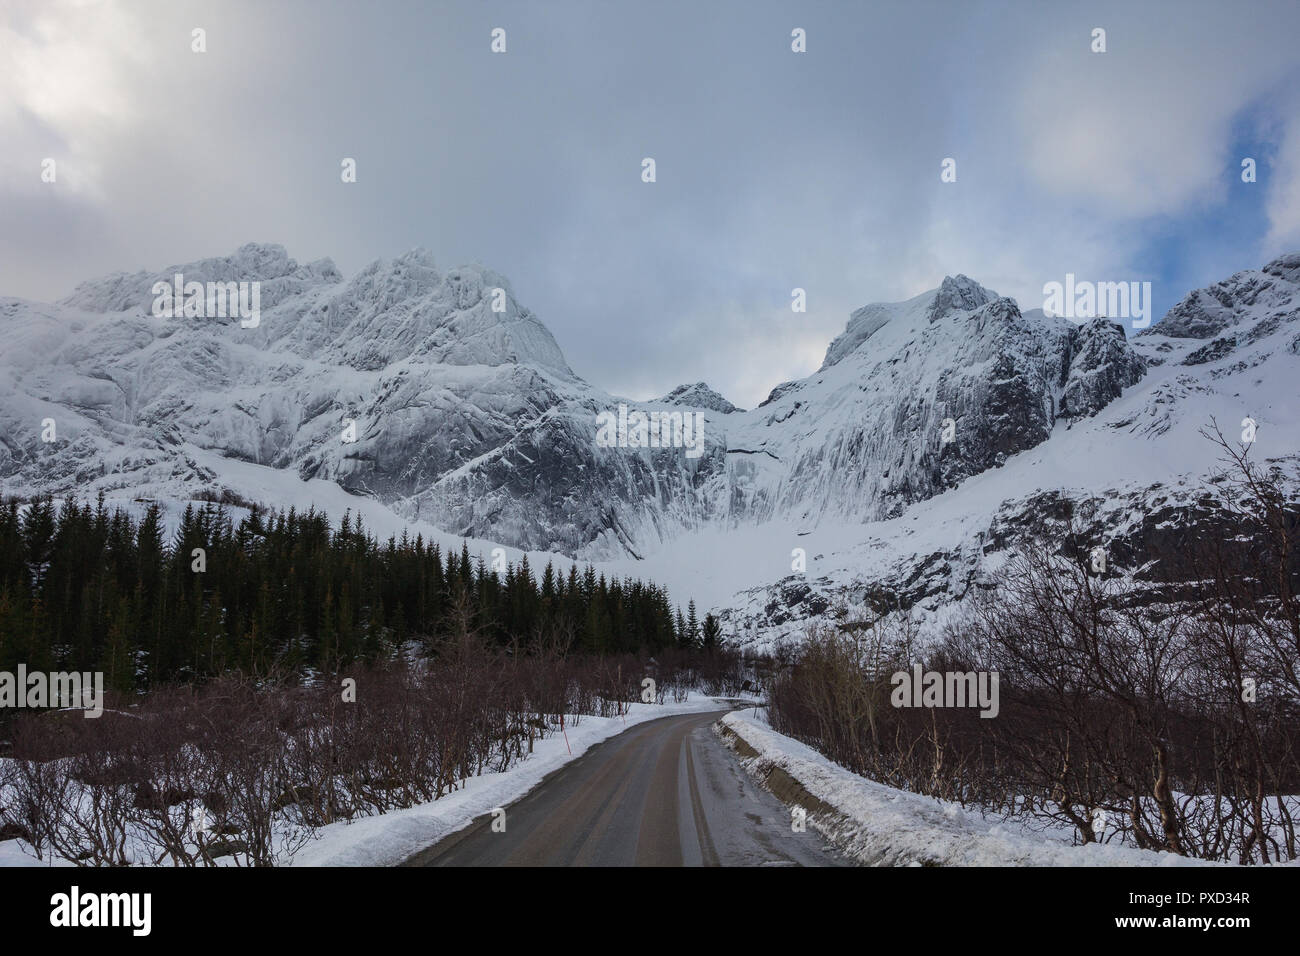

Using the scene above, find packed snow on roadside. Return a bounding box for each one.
[718,709,1223,868]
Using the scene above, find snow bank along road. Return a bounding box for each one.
[406,709,846,867]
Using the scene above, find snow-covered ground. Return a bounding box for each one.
[718,709,1223,867]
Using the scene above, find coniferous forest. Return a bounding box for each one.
[0,494,719,693]
[0,496,744,868]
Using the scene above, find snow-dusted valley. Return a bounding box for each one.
[3,244,1299,643]
[9,0,1300,906]
[4,245,1300,872]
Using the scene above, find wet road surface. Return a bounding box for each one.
[408,709,845,867]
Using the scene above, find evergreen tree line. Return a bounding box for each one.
[0,495,723,693]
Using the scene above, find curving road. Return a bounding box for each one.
[407,709,845,867]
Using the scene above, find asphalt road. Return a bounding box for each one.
[408,709,846,867]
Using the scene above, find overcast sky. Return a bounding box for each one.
[3,0,1299,408]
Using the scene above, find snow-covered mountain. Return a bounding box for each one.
[658,382,741,415]
[717,254,1300,647]
[3,246,1298,643]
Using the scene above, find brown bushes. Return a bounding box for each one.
[0,645,752,866]
[769,433,1300,864]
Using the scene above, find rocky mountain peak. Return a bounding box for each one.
[1145,253,1300,342]
[57,243,341,315]
[926,274,998,323]
[658,382,741,413]
[1264,251,1300,283]
[1060,318,1146,418]
[821,276,1003,370]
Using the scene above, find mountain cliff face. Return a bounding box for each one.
[742,278,1147,527]
[718,254,1300,648]
[3,246,1297,643]
[1057,318,1148,417]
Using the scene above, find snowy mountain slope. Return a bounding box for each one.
[713,255,1300,648]
[1,244,732,557]
[5,245,1140,560]
[709,277,1146,530]
[410,272,1153,555]
[2,247,1298,635]
[1,244,583,516]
